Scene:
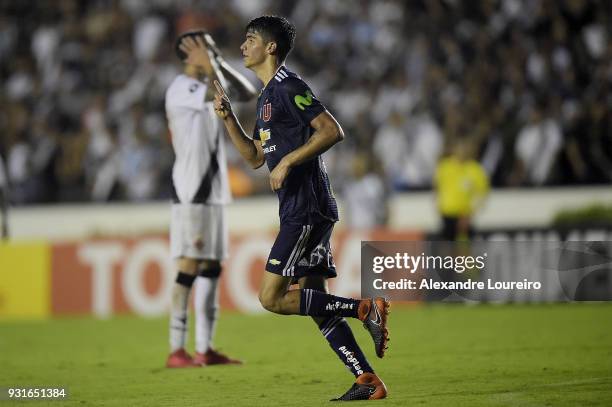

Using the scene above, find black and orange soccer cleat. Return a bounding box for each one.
[331,372,388,401]
[357,297,390,358]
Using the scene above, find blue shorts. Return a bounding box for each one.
[266,221,337,280]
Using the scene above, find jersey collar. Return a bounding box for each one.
[260,65,286,95]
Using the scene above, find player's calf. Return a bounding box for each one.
[296,290,391,356]
[317,316,374,378]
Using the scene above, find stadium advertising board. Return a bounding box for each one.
[0,230,421,319]
[2,228,610,319]
[0,242,50,318]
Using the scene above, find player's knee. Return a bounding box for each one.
[199,262,222,278]
[258,292,280,314]
[258,292,273,312]
[177,257,199,275]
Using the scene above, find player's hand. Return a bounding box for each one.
[269,158,291,191]
[179,35,213,72]
[213,80,233,120]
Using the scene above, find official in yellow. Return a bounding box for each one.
[435,140,490,241]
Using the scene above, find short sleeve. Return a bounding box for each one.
[280,78,326,126]
[166,78,206,111]
[471,163,490,196]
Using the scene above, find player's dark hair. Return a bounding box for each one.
[174,30,206,61]
[246,15,295,62]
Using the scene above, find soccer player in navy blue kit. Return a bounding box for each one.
[180,16,390,401]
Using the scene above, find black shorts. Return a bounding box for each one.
[266,220,337,280]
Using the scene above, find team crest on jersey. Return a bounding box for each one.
[262,100,272,122]
[259,128,271,146]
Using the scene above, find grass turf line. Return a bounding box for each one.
[0,303,611,406]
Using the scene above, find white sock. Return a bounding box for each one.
[194,276,219,353]
[169,283,192,352]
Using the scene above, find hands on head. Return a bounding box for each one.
[179,34,213,71]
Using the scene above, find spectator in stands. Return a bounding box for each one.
[511,103,563,186]
[0,0,610,204]
[342,153,389,229]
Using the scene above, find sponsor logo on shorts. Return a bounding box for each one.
[269,259,281,266]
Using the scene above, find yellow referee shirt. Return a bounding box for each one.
[435,157,490,217]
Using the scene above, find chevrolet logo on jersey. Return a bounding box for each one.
[259,128,271,146]
[269,259,281,266]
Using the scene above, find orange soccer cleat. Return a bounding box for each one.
[166,348,197,368]
[192,349,243,366]
[357,297,390,358]
[332,372,388,401]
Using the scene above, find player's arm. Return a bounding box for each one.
[213,80,265,169]
[269,111,344,191]
[179,35,228,102]
[283,111,344,166]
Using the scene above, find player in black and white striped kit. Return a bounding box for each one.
[164,30,256,368]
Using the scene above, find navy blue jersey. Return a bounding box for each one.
[253,67,339,224]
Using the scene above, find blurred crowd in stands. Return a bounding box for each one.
[1,0,610,208]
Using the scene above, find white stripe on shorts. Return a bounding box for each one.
[283,225,312,276]
[286,225,312,277]
[305,289,313,315]
[282,226,306,276]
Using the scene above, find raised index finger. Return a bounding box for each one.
[214,80,227,97]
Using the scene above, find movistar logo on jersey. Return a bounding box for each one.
[259,128,271,146]
[294,90,313,111]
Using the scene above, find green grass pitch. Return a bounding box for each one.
[1,304,611,406]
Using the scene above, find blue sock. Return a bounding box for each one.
[318,316,374,377]
[299,289,361,318]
